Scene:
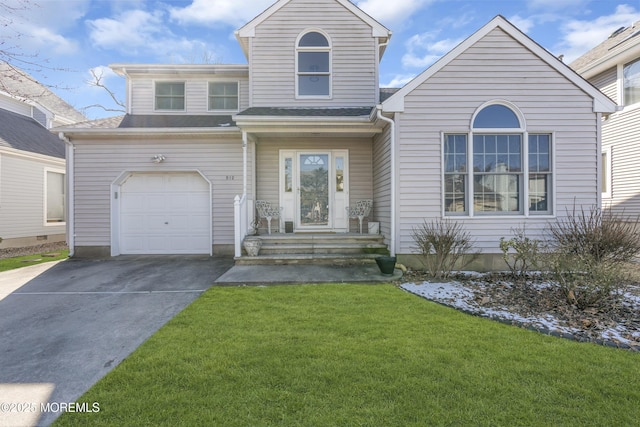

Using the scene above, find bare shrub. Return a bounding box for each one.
[545,206,640,309]
[499,226,541,280]
[412,219,478,280]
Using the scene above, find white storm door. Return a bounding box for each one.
[120,172,210,254]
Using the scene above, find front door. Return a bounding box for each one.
[280,150,349,232]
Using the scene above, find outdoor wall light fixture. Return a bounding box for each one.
[151,154,166,163]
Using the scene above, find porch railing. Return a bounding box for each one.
[234,195,252,257]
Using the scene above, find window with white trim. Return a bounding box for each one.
[208,82,238,111]
[46,170,65,223]
[443,102,553,216]
[155,82,185,111]
[296,30,331,97]
[623,57,640,107]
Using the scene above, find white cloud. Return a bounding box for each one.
[558,4,640,63]
[401,31,464,68]
[169,0,275,27]
[507,15,535,34]
[356,0,434,26]
[383,74,416,88]
[526,0,589,11]
[88,10,165,51]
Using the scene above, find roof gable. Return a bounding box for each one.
[235,0,391,58]
[383,15,617,114]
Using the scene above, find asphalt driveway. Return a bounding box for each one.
[0,255,233,427]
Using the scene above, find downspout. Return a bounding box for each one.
[596,112,603,208]
[376,106,396,257]
[58,132,74,257]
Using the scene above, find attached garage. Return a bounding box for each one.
[117,172,211,255]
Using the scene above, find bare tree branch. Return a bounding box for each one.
[83,68,126,114]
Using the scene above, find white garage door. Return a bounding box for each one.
[120,172,211,254]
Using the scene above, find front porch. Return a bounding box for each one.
[235,232,389,265]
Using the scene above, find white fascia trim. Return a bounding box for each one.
[576,42,640,80]
[51,127,241,137]
[382,15,618,114]
[110,64,249,76]
[0,146,65,164]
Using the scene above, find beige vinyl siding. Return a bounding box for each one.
[372,124,392,244]
[250,0,377,107]
[72,135,249,248]
[0,152,65,239]
[590,67,618,103]
[129,76,250,115]
[395,28,599,254]
[602,107,640,215]
[255,137,373,206]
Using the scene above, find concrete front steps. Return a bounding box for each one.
[236,233,389,265]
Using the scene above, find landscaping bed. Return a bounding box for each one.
[399,269,640,350]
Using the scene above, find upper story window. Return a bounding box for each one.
[623,57,640,107]
[444,101,553,216]
[209,82,239,111]
[155,82,185,111]
[296,30,331,98]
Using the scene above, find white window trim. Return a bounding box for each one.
[618,62,640,112]
[602,145,612,199]
[154,80,187,112]
[44,167,66,227]
[295,28,333,100]
[208,80,240,113]
[442,101,555,219]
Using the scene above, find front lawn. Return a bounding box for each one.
[55,284,640,426]
[0,250,68,272]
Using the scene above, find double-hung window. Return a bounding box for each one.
[209,82,238,111]
[155,82,185,111]
[444,102,553,216]
[296,30,331,97]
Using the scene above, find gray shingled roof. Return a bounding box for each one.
[380,88,400,102]
[0,62,87,123]
[0,108,65,158]
[570,20,640,71]
[57,114,236,130]
[236,107,374,117]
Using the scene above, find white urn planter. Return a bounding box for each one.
[243,236,262,256]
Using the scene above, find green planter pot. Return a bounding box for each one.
[375,256,396,276]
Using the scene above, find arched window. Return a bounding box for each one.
[444,101,552,216]
[296,30,331,97]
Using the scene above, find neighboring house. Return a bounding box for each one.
[0,62,86,249]
[55,0,616,270]
[570,21,640,217]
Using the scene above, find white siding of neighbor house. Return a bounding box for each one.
[372,123,392,245]
[255,137,373,205]
[71,135,249,249]
[129,75,250,115]
[0,152,65,239]
[394,28,600,254]
[601,107,640,216]
[249,0,378,107]
[590,68,618,103]
[0,96,32,117]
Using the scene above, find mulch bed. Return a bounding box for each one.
[0,242,68,259]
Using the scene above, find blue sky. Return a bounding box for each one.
[2,0,640,120]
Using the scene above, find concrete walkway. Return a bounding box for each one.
[215,263,403,284]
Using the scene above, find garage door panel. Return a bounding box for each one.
[120,173,211,255]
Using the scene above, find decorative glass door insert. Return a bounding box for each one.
[299,154,329,227]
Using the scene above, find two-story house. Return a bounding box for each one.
[571,21,640,217]
[56,0,616,270]
[0,62,86,249]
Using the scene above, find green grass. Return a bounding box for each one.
[55,284,640,426]
[0,250,68,272]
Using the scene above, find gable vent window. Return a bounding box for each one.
[296,31,331,97]
[155,82,185,111]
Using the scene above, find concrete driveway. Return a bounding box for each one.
[0,255,233,427]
